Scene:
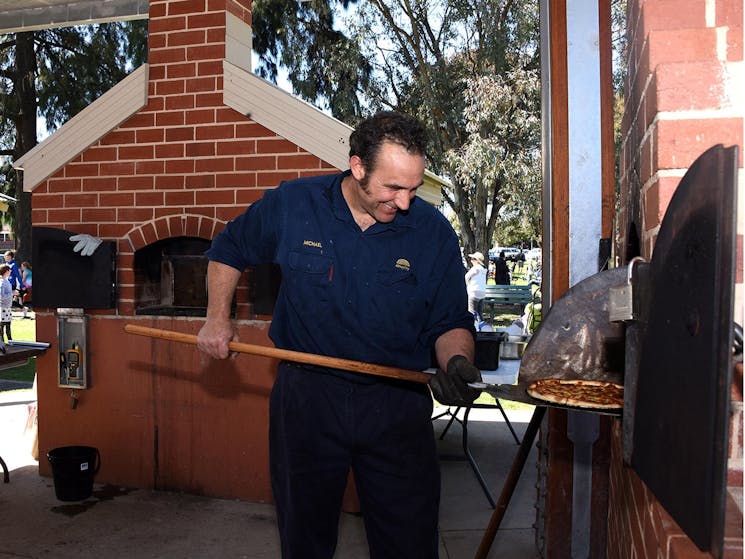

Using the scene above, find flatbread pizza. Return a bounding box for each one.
[526,378,624,410]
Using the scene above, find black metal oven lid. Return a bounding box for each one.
[465,266,630,416]
[470,266,626,415]
[516,267,627,386]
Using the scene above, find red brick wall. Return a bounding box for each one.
[31,0,335,318]
[618,0,743,256]
[613,0,743,557]
[607,421,743,559]
[32,0,338,501]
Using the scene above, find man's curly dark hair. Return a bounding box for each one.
[348,111,427,173]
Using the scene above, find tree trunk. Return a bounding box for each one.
[13,31,37,263]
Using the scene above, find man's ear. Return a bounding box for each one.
[349,155,366,182]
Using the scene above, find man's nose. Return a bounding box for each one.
[394,190,412,211]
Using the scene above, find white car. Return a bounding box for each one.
[489,247,521,260]
[525,248,542,261]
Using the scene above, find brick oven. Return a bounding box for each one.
[13,0,441,502]
[610,0,743,558]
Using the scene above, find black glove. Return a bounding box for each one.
[429,355,483,406]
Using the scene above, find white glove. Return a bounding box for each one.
[70,233,102,257]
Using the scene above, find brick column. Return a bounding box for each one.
[613,0,743,557]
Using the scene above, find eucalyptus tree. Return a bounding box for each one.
[253,0,542,258]
[0,21,147,259]
[446,69,541,252]
[252,0,372,123]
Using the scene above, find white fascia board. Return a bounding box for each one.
[225,11,252,74]
[223,60,442,205]
[419,170,447,205]
[223,59,352,169]
[15,63,149,191]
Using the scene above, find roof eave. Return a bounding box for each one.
[14,63,149,191]
[223,61,444,205]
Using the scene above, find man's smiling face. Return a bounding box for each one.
[350,140,425,224]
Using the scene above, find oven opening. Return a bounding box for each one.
[134,236,210,317]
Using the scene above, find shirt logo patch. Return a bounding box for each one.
[303,240,323,249]
[395,258,411,272]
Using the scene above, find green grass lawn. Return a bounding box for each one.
[434,394,534,412]
[9,317,36,342]
[0,317,38,383]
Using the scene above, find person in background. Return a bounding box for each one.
[20,262,32,318]
[20,261,32,288]
[3,250,25,306]
[514,248,526,274]
[494,250,511,285]
[488,259,496,283]
[0,264,13,345]
[465,251,487,321]
[197,111,481,559]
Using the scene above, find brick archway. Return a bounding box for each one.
[124,214,225,252]
[116,214,226,316]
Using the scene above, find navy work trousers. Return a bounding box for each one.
[269,362,440,559]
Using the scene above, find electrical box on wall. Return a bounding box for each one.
[57,310,87,390]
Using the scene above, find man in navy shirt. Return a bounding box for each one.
[198,112,481,559]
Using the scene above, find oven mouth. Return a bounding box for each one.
[133,237,210,317]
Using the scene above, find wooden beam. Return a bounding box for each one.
[549,0,570,302]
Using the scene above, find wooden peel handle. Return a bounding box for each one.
[124,324,432,385]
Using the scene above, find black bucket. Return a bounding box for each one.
[474,332,504,370]
[47,446,101,501]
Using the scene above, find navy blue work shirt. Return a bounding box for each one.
[207,171,474,374]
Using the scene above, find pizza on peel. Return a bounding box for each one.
[526,378,624,410]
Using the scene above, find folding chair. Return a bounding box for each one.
[432,399,521,508]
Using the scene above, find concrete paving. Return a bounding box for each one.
[0,377,541,558]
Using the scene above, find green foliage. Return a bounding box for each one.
[252,0,370,123]
[252,0,543,257]
[611,0,628,94]
[0,159,16,227]
[611,0,628,209]
[35,21,148,131]
[445,68,541,253]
